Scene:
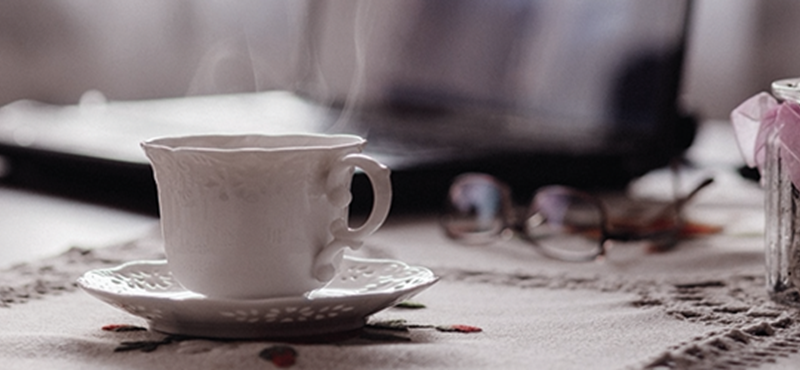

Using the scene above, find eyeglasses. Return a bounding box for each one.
[441,173,714,262]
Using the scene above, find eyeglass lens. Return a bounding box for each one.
[442,174,608,260]
[441,173,510,244]
[524,186,606,262]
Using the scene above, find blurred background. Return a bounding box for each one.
[0,0,793,214]
[0,0,789,121]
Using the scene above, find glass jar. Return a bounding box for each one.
[765,78,800,305]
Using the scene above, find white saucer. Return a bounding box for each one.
[77,256,438,339]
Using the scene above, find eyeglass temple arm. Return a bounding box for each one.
[600,178,712,243]
[656,177,714,221]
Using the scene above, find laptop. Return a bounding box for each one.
[0,0,695,215]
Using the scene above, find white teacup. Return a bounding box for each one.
[141,133,392,299]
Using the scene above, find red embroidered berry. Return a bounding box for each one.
[260,345,298,368]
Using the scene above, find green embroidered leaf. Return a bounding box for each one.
[394,301,427,309]
[102,324,147,332]
[358,330,412,343]
[114,335,190,352]
[115,340,168,353]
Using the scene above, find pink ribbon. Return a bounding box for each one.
[731,92,800,188]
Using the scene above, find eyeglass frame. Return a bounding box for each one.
[442,172,714,262]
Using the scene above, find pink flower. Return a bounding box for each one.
[731,92,800,188]
[731,92,778,169]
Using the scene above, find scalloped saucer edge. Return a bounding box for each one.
[77,256,438,339]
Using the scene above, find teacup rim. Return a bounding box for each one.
[141,133,366,153]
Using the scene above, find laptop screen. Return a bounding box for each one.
[0,0,694,213]
[301,0,693,159]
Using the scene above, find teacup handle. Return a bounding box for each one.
[313,153,392,282]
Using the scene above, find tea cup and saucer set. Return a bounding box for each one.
[77,133,438,339]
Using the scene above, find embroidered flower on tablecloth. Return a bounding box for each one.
[102,314,483,368]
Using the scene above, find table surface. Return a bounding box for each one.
[1,121,798,369]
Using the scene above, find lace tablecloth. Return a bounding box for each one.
[1,193,798,370]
